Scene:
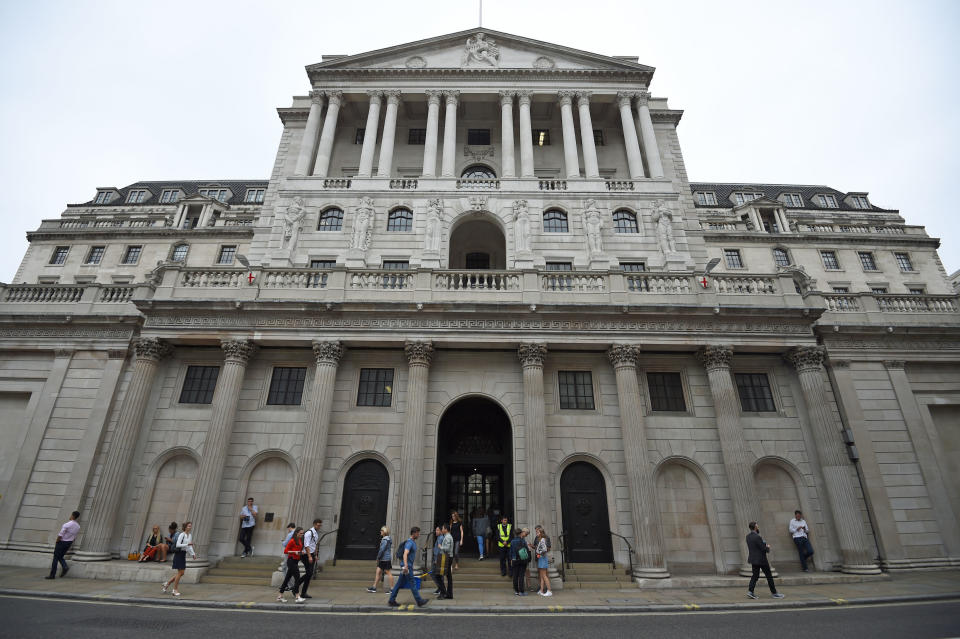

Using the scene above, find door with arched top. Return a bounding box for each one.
[560,462,613,563]
[336,459,389,560]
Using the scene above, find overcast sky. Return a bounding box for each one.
[1,0,958,281]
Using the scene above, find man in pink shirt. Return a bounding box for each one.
[46,511,80,579]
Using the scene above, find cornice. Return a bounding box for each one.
[278,107,311,124]
[307,67,652,84]
[650,109,683,125]
[27,227,256,242]
[700,231,939,248]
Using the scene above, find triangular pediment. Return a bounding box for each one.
[307,28,654,75]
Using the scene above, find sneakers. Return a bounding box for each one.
[746,591,758,599]
[388,600,400,607]
[240,552,247,558]
[366,586,378,593]
[537,591,545,596]
[772,593,785,599]
[416,599,429,607]
[433,589,441,595]
[478,555,484,560]
[277,594,286,602]
[161,582,168,593]
[543,591,553,597]
[295,596,306,603]
[172,591,181,597]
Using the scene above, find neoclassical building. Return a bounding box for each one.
[1,28,958,582]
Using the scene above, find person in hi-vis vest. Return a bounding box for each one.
[497,516,513,577]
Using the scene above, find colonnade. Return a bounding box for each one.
[293,89,665,179]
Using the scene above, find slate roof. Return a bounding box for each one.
[69,180,269,207]
[689,183,895,213]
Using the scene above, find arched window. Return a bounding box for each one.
[387,208,413,232]
[612,210,639,233]
[318,208,343,231]
[170,243,189,262]
[543,209,568,233]
[461,165,496,180]
[772,247,791,267]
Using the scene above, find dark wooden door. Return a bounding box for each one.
[560,462,613,563]
[336,460,389,560]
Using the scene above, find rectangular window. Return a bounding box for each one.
[908,287,925,295]
[620,262,646,272]
[696,191,718,206]
[354,128,365,144]
[894,252,913,271]
[735,373,776,412]
[467,129,491,145]
[121,246,142,264]
[817,194,838,208]
[310,260,336,269]
[49,246,69,265]
[532,129,551,146]
[382,260,409,270]
[832,286,850,293]
[200,188,228,202]
[850,195,870,209]
[160,189,179,203]
[593,129,604,146]
[217,245,237,265]
[647,372,686,412]
[734,192,762,206]
[772,248,790,267]
[724,249,744,269]
[858,251,878,271]
[558,371,595,410]
[94,191,113,204]
[308,260,335,287]
[266,367,307,405]
[408,128,426,145]
[545,262,573,271]
[783,193,803,207]
[179,365,220,404]
[871,287,888,294]
[85,246,105,265]
[357,368,394,407]
[126,190,147,203]
[171,244,188,262]
[244,188,265,203]
[820,250,840,270]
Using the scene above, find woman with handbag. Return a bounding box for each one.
[534,526,552,596]
[162,521,195,597]
[139,525,166,562]
[277,527,306,603]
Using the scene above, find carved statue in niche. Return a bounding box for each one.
[513,199,531,253]
[462,32,500,67]
[282,196,307,250]
[651,200,677,255]
[352,196,375,251]
[424,198,443,253]
[583,198,604,255]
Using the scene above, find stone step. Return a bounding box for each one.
[218,556,280,568]
[200,574,273,586]
[206,567,278,577]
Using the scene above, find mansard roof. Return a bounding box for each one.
[70,180,268,207]
[690,182,895,213]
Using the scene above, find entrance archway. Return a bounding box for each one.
[448,214,506,270]
[434,396,513,557]
[560,461,613,563]
[336,459,389,560]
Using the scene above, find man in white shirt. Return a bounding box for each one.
[47,511,80,579]
[788,510,815,572]
[238,497,258,557]
[300,518,322,599]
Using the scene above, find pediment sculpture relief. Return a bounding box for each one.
[462,32,500,68]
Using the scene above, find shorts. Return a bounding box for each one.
[537,555,548,570]
[378,560,392,571]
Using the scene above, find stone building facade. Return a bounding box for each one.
[1,28,958,582]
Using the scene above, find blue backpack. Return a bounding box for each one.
[396,538,414,562]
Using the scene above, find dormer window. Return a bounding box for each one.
[816,194,838,208]
[94,191,115,205]
[733,192,763,206]
[782,193,803,207]
[695,191,717,206]
[126,190,148,204]
[160,189,180,204]
[244,188,265,203]
[850,195,870,209]
[199,188,229,202]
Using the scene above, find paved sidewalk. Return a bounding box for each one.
[1,566,958,614]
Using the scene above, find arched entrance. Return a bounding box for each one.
[336,459,389,560]
[560,462,613,563]
[434,396,513,556]
[448,213,506,270]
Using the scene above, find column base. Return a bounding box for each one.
[633,567,670,580]
[738,563,779,577]
[548,565,563,590]
[840,563,882,575]
[71,551,112,562]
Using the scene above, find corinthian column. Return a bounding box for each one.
[357,91,382,177]
[499,91,516,178]
[518,343,550,530]
[312,90,343,177]
[376,91,401,178]
[558,91,580,179]
[617,92,646,179]
[634,92,664,178]
[74,338,171,560]
[697,345,757,574]
[396,341,433,533]
[440,91,459,177]
[785,346,880,574]
[576,91,600,178]
[607,345,669,578]
[188,339,257,560]
[289,341,345,527]
[517,91,535,178]
[422,91,442,177]
[294,91,325,176]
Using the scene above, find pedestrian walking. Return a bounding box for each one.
[789,510,815,572]
[277,527,305,603]
[509,527,531,595]
[746,521,784,600]
[449,511,464,570]
[139,525,166,562]
[430,525,442,594]
[163,522,178,561]
[367,526,394,593]
[496,515,513,576]
[300,518,321,599]
[432,523,453,599]
[387,526,428,608]
[534,526,552,596]
[46,510,80,579]
[162,521,196,597]
[472,507,489,560]
[283,522,296,546]
[238,497,258,557]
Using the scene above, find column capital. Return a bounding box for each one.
[312,340,345,366]
[616,91,637,107]
[575,91,592,106]
[366,90,384,102]
[383,89,402,104]
[309,90,325,105]
[634,91,651,107]
[557,90,575,106]
[426,89,443,105]
[221,339,257,365]
[518,342,548,368]
[883,360,906,370]
[405,340,434,367]
[498,90,514,105]
[697,345,733,371]
[516,90,533,106]
[324,90,343,106]
[443,90,460,105]
[607,344,640,368]
[784,345,826,373]
[133,337,172,362]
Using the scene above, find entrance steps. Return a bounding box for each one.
[200,556,278,586]
[563,563,634,589]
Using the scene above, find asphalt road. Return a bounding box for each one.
[1,596,958,639]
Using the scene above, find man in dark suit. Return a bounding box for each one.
[746,521,785,599]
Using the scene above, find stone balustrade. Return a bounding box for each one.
[877,294,959,313]
[605,180,635,191]
[541,272,606,292]
[0,283,141,312]
[322,178,352,189]
[626,274,692,294]
[98,285,137,303]
[260,269,329,289]
[456,178,499,190]
[538,179,567,191]
[712,275,778,295]
[3,284,85,303]
[822,293,862,312]
[435,270,520,291]
[180,269,246,288]
[389,179,418,190]
[349,270,414,290]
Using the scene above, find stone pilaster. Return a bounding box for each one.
[289,341,345,527]
[634,91,664,178]
[784,346,880,574]
[74,338,172,560]
[617,92,645,179]
[294,90,324,176]
[607,345,669,578]
[558,91,580,179]
[396,341,433,533]
[376,91,401,178]
[312,90,343,177]
[188,339,257,561]
[441,91,460,177]
[357,91,383,177]
[518,343,549,531]
[499,91,516,178]
[576,91,600,178]
[517,91,535,178]
[696,345,757,574]
[422,90,442,177]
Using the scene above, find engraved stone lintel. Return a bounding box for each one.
[784,345,826,373]
[405,340,434,367]
[697,344,733,371]
[312,340,345,366]
[221,339,257,364]
[134,337,172,362]
[607,344,639,368]
[883,360,906,370]
[518,342,548,368]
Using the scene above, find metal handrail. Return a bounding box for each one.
[421,530,437,573]
[557,532,567,582]
[317,528,338,569]
[607,530,635,577]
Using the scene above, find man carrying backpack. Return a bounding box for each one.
[388,527,428,608]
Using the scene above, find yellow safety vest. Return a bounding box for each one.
[497,523,512,547]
